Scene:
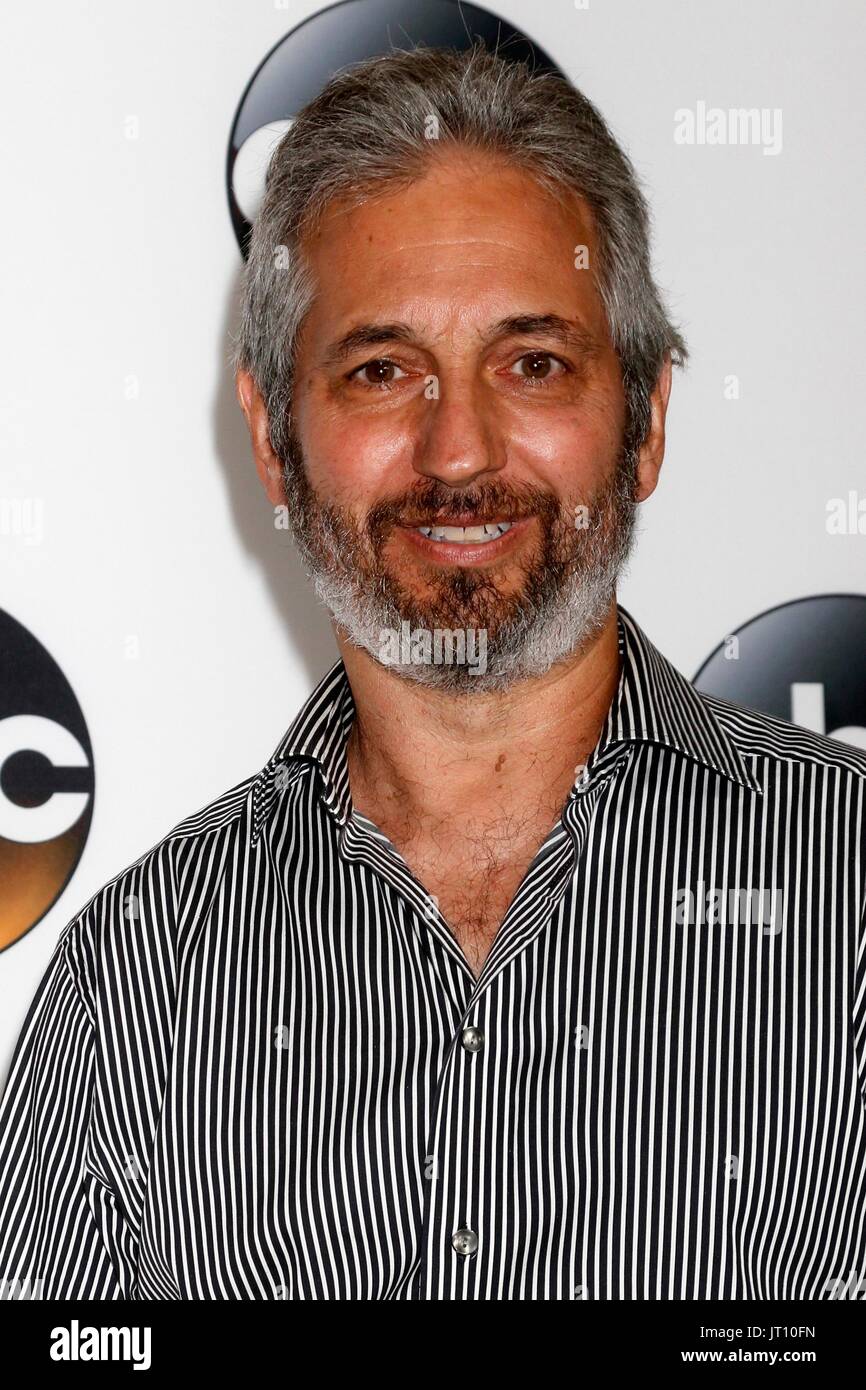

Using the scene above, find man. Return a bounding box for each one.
[0,44,864,1302]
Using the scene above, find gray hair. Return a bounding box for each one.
[231,41,687,463]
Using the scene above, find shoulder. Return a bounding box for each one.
[55,771,260,1007]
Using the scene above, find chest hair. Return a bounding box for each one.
[377,803,561,975]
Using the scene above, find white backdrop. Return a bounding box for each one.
[2,0,864,1082]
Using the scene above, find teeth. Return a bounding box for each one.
[416,521,514,544]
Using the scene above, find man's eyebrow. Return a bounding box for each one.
[487,314,599,356]
[321,323,416,367]
[320,313,599,367]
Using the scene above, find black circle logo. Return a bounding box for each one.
[0,610,94,951]
[227,0,564,255]
[693,594,866,750]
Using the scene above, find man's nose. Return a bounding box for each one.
[411,377,505,488]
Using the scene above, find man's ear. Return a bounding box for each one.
[235,368,286,507]
[634,355,673,504]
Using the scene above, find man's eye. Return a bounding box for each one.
[349,358,409,387]
[508,352,567,383]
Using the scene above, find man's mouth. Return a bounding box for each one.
[396,515,533,566]
[413,520,515,545]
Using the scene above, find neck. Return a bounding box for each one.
[338,600,622,833]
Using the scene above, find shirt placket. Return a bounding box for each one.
[416,742,634,1298]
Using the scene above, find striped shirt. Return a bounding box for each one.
[1,603,865,1301]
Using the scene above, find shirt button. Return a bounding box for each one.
[461,1024,485,1053]
[451,1227,479,1257]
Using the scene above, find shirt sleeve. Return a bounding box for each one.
[856,890,866,1115]
[0,925,138,1299]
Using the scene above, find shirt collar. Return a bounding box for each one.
[249,603,761,846]
[607,605,762,795]
[250,660,356,845]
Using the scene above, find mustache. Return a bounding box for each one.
[365,479,562,540]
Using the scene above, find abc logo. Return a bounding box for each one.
[227,0,561,253]
[693,594,866,750]
[0,610,93,951]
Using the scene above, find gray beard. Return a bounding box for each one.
[278,432,639,693]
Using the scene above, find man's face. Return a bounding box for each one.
[246,150,666,689]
